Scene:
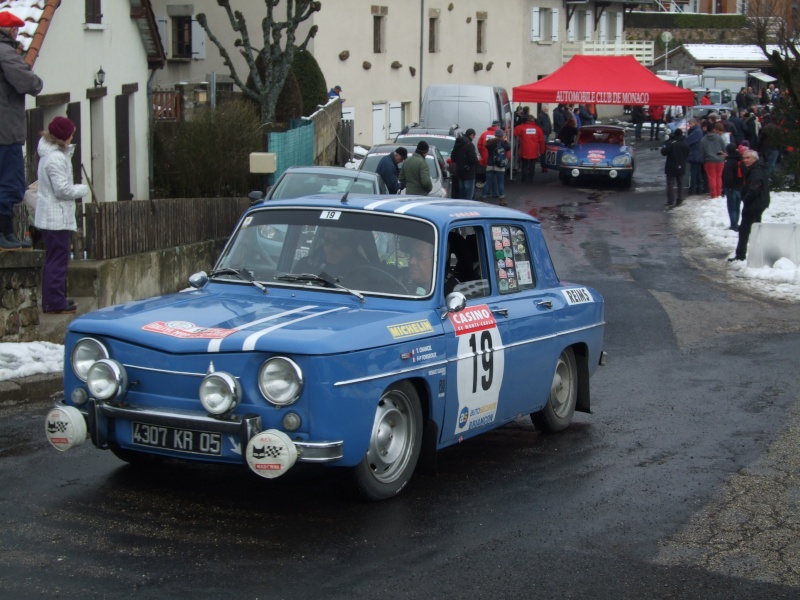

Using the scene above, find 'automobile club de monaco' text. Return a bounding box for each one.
[555,91,650,104]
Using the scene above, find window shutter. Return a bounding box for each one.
[551,8,559,42]
[599,12,607,43]
[567,14,575,42]
[156,17,167,57]
[584,10,593,41]
[192,19,206,59]
[615,12,623,43]
[530,8,540,42]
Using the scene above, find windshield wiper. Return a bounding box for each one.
[274,272,364,302]
[208,267,268,294]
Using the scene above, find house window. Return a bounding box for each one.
[85,0,102,24]
[373,15,386,53]
[531,8,557,42]
[429,17,439,53]
[476,18,486,53]
[172,16,192,59]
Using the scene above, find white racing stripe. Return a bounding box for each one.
[395,199,453,214]
[207,305,317,353]
[242,306,348,351]
[364,198,399,211]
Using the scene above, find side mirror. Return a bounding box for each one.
[441,291,467,319]
[248,190,265,204]
[188,271,208,289]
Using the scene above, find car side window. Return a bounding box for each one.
[446,227,489,299]
[490,224,536,294]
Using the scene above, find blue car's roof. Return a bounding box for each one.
[251,195,542,225]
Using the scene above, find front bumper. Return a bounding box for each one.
[65,400,344,463]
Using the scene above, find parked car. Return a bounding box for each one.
[691,88,735,110]
[420,84,512,139]
[359,143,451,197]
[45,195,606,501]
[265,166,388,200]
[687,105,734,122]
[394,126,462,161]
[545,124,635,187]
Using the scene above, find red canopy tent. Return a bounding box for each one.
[512,55,694,106]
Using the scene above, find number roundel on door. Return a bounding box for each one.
[448,304,505,434]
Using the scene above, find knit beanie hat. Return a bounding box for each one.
[416,140,429,153]
[48,116,76,142]
[0,11,25,27]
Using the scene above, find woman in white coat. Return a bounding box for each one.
[34,116,89,314]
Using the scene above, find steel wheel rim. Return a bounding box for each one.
[366,391,414,484]
[550,355,573,418]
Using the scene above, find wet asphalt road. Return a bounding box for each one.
[2,141,800,599]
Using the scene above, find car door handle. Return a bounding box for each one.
[491,308,508,317]
[536,300,553,309]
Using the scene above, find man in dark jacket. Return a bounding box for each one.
[631,106,646,141]
[0,12,44,250]
[451,129,478,199]
[661,128,690,208]
[722,143,743,231]
[685,118,705,195]
[730,150,770,262]
[537,106,553,140]
[552,104,567,136]
[375,146,407,194]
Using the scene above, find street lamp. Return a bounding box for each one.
[94,66,106,88]
[661,32,673,71]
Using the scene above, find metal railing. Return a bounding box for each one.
[561,40,655,65]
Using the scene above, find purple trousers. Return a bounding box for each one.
[41,229,71,312]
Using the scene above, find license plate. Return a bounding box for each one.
[131,422,222,456]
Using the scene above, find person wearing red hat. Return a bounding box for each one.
[34,117,89,314]
[0,11,44,250]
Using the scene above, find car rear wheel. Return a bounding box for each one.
[531,347,577,433]
[352,381,423,500]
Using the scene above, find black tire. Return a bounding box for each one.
[621,175,633,189]
[560,172,571,186]
[352,381,423,501]
[531,347,577,433]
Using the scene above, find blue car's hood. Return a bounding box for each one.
[67,286,441,355]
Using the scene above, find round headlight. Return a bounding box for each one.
[612,155,632,167]
[86,359,128,401]
[199,372,242,415]
[258,357,303,406]
[72,338,109,382]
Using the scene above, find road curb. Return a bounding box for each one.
[0,372,64,406]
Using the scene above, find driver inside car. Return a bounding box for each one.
[293,229,367,280]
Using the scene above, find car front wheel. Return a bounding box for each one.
[531,347,577,432]
[352,381,423,500]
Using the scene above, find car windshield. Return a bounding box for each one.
[270,172,376,198]
[396,136,456,159]
[577,130,624,145]
[361,152,441,181]
[215,208,437,298]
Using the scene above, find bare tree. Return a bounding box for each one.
[749,0,800,108]
[196,1,321,126]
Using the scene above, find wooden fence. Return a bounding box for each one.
[81,197,250,260]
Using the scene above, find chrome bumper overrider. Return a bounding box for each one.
[69,400,343,462]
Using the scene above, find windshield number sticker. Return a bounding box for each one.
[320,210,341,220]
[545,149,558,166]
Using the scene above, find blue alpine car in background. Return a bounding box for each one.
[545,125,635,188]
[46,194,606,500]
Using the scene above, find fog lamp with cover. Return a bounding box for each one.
[259,357,303,406]
[72,338,109,381]
[199,372,242,415]
[86,359,128,401]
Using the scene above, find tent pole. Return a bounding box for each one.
[510,102,516,182]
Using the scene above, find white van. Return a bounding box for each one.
[420,84,512,136]
[656,70,702,90]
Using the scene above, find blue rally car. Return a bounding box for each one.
[45,194,606,500]
[545,124,635,188]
